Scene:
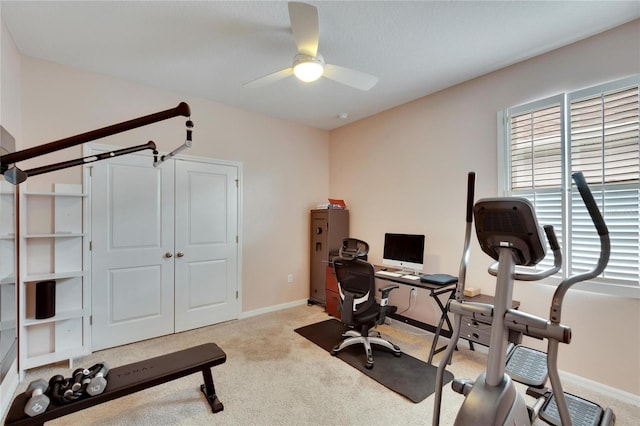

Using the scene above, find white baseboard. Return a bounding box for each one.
[239,298,309,319]
[560,370,640,407]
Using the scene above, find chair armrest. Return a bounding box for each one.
[340,292,354,324]
[378,284,399,323]
[378,284,399,299]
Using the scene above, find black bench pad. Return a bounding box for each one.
[5,342,226,425]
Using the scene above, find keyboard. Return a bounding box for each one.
[375,270,402,278]
[402,274,421,280]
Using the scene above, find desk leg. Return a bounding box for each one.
[432,287,454,333]
[427,313,447,364]
[427,287,456,364]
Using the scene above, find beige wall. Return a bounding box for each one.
[329,20,640,395]
[18,56,329,314]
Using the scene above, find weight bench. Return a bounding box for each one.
[4,343,226,425]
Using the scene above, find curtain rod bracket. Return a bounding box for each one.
[153,118,194,167]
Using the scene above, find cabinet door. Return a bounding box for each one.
[174,160,238,332]
[309,211,328,303]
[90,150,175,351]
[325,266,340,318]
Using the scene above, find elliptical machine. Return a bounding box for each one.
[432,172,615,426]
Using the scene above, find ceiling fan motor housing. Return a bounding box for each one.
[293,53,325,82]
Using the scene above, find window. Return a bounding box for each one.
[499,76,639,298]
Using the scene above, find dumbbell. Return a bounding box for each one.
[70,367,93,393]
[24,378,50,417]
[48,374,72,405]
[86,363,109,396]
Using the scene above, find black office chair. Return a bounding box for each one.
[331,238,401,369]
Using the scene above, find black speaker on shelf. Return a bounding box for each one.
[35,280,56,319]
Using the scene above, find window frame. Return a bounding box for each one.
[498,75,639,299]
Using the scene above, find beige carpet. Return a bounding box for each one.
[7,304,639,425]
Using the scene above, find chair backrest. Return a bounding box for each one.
[338,237,369,261]
[333,239,376,324]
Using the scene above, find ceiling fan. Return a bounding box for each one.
[244,2,378,91]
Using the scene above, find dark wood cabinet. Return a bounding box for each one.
[309,209,348,305]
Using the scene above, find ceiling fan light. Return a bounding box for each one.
[293,54,324,82]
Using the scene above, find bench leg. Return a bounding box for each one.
[200,367,224,413]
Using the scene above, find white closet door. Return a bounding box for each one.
[174,160,238,332]
[90,150,175,351]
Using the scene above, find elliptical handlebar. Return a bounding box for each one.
[550,172,610,324]
[455,172,476,302]
[465,172,476,224]
[573,172,609,237]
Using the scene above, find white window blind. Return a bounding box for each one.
[569,86,639,283]
[502,76,639,296]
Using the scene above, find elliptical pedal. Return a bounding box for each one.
[505,345,548,387]
[540,392,604,426]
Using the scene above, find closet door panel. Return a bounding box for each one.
[109,265,163,321]
[174,160,238,332]
[90,151,175,351]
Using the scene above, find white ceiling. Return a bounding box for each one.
[2,1,639,130]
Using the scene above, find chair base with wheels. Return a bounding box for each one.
[331,320,401,369]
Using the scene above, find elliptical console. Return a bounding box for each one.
[474,197,547,267]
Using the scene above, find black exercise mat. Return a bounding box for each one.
[294,319,454,403]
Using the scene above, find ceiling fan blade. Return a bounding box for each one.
[243,67,293,88]
[323,64,379,91]
[288,2,319,57]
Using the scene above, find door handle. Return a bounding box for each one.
[176,252,184,258]
[164,252,173,258]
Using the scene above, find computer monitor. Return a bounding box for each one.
[382,233,425,273]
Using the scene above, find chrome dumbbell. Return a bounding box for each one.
[24,379,50,417]
[86,363,109,396]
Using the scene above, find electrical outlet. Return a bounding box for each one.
[287,274,294,283]
[410,287,417,298]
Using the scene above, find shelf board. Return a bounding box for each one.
[0,320,17,331]
[25,232,84,238]
[23,191,87,197]
[22,346,90,371]
[24,309,85,326]
[24,270,86,282]
[0,277,16,285]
